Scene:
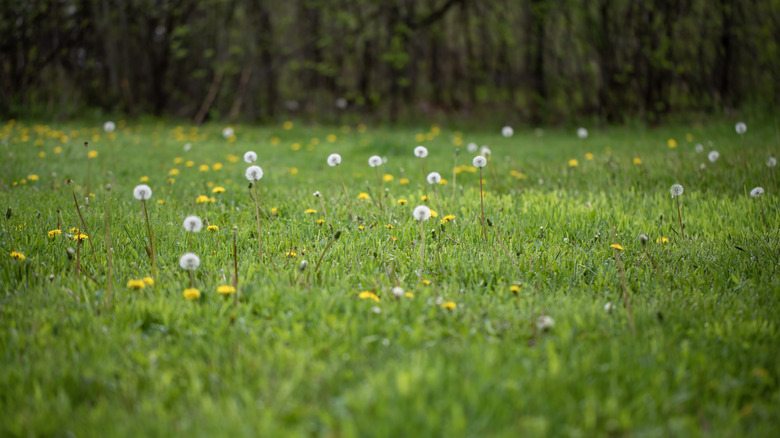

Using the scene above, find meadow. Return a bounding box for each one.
[1,117,779,437]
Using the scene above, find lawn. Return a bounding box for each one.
[1,118,779,437]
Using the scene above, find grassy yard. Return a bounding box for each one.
[1,118,779,437]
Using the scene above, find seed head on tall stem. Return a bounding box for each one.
[246,165,265,261]
[368,155,384,210]
[415,146,429,200]
[427,171,444,217]
[328,153,354,219]
[133,184,156,278]
[670,184,685,240]
[751,187,768,231]
[413,205,431,280]
[473,156,488,240]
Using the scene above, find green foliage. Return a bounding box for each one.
[1,118,780,436]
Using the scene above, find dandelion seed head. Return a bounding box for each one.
[426,172,441,184]
[313,191,321,198]
[183,215,203,232]
[183,143,192,152]
[243,151,257,163]
[480,146,491,157]
[392,287,404,298]
[472,155,487,168]
[695,144,704,153]
[368,155,383,167]
[103,121,116,133]
[735,122,747,135]
[768,157,777,168]
[708,151,720,163]
[245,165,263,181]
[604,302,613,312]
[750,187,764,198]
[413,205,431,222]
[501,126,514,138]
[133,184,152,201]
[670,184,684,198]
[414,146,428,158]
[466,142,478,153]
[222,127,235,138]
[577,127,588,139]
[327,153,342,167]
[179,252,200,271]
[536,315,555,331]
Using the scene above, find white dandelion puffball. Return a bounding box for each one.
[695,144,704,153]
[536,315,555,331]
[604,302,613,313]
[183,215,203,232]
[472,155,487,168]
[751,187,764,198]
[466,142,478,153]
[133,184,152,201]
[735,122,747,135]
[413,205,431,222]
[327,153,342,167]
[313,191,321,198]
[670,184,684,198]
[426,172,441,184]
[768,157,777,168]
[183,143,192,152]
[708,151,720,163]
[244,151,257,163]
[245,165,263,181]
[392,287,404,298]
[222,127,235,138]
[480,146,492,157]
[335,97,348,109]
[179,253,201,271]
[577,127,588,139]
[502,126,514,138]
[414,146,428,158]
[368,155,383,167]
[103,121,116,133]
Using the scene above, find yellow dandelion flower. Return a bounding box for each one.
[196,195,210,204]
[226,154,239,163]
[397,199,407,205]
[509,285,521,293]
[270,136,280,145]
[305,208,318,214]
[441,214,456,224]
[185,160,194,167]
[685,133,693,142]
[143,277,154,286]
[291,143,301,151]
[157,200,165,204]
[207,225,219,232]
[422,279,431,285]
[405,292,414,298]
[47,229,62,238]
[270,207,279,215]
[385,224,394,229]
[212,163,223,170]
[585,153,594,160]
[326,134,337,143]
[289,167,298,175]
[358,291,380,302]
[439,178,448,185]
[88,150,98,159]
[610,244,624,250]
[212,186,225,194]
[54,146,62,154]
[656,237,669,243]
[357,192,370,200]
[667,139,677,148]
[633,157,642,165]
[286,251,297,257]
[169,168,180,176]
[415,133,425,142]
[139,176,149,182]
[568,159,579,167]
[208,197,216,203]
[421,195,429,201]
[38,151,46,158]
[442,301,456,310]
[383,174,394,182]
[183,288,201,301]
[217,285,236,295]
[357,124,367,133]
[72,233,89,242]
[429,210,438,218]
[69,227,80,234]
[27,174,39,181]
[283,121,294,130]
[316,219,326,225]
[10,251,25,261]
[399,178,409,185]
[199,164,209,172]
[126,279,145,289]
[358,225,365,231]
[174,157,184,164]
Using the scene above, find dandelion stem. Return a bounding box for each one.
[675,196,684,241]
[420,158,429,200]
[318,197,328,218]
[105,186,113,310]
[85,142,92,198]
[337,168,354,219]
[4,214,14,252]
[419,220,425,280]
[479,168,487,241]
[141,199,156,279]
[614,244,636,336]
[759,196,768,232]
[312,230,341,279]
[374,167,383,210]
[253,183,263,262]
[189,270,195,288]
[433,185,444,217]
[71,186,98,263]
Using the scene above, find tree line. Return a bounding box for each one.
[1,0,777,124]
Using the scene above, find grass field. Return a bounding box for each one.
[1,118,779,437]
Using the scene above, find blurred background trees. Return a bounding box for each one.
[1,0,777,125]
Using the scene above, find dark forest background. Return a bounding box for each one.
[1,0,778,125]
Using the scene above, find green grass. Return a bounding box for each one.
[1,118,779,437]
